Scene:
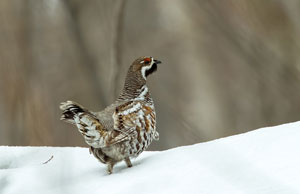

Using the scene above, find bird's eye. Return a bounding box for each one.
[143,58,151,64]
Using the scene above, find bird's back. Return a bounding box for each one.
[94,101,122,132]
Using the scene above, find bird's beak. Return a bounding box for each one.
[154,59,162,65]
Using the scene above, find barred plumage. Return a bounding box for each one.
[60,56,161,174]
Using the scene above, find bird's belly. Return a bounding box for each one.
[102,129,156,161]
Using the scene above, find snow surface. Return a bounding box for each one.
[1,121,300,194]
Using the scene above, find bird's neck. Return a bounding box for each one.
[117,71,148,101]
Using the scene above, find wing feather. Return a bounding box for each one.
[109,100,156,145]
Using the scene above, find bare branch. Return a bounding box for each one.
[43,155,54,164]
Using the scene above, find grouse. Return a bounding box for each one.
[60,56,161,174]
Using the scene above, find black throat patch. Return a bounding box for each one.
[145,63,157,77]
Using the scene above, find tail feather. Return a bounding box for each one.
[60,101,107,148]
[60,101,86,124]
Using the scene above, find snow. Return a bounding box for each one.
[1,121,300,194]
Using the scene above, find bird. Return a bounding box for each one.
[59,56,161,174]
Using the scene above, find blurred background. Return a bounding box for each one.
[1,0,300,150]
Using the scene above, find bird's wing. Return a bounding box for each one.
[109,100,156,145]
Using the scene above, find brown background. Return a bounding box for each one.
[1,0,300,150]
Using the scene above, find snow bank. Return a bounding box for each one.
[1,121,300,194]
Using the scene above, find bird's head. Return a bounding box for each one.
[131,56,162,80]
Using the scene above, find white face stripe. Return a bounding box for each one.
[141,57,154,80]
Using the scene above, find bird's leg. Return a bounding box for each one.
[125,157,132,168]
[107,161,116,174]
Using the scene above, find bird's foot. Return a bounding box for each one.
[125,157,132,168]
